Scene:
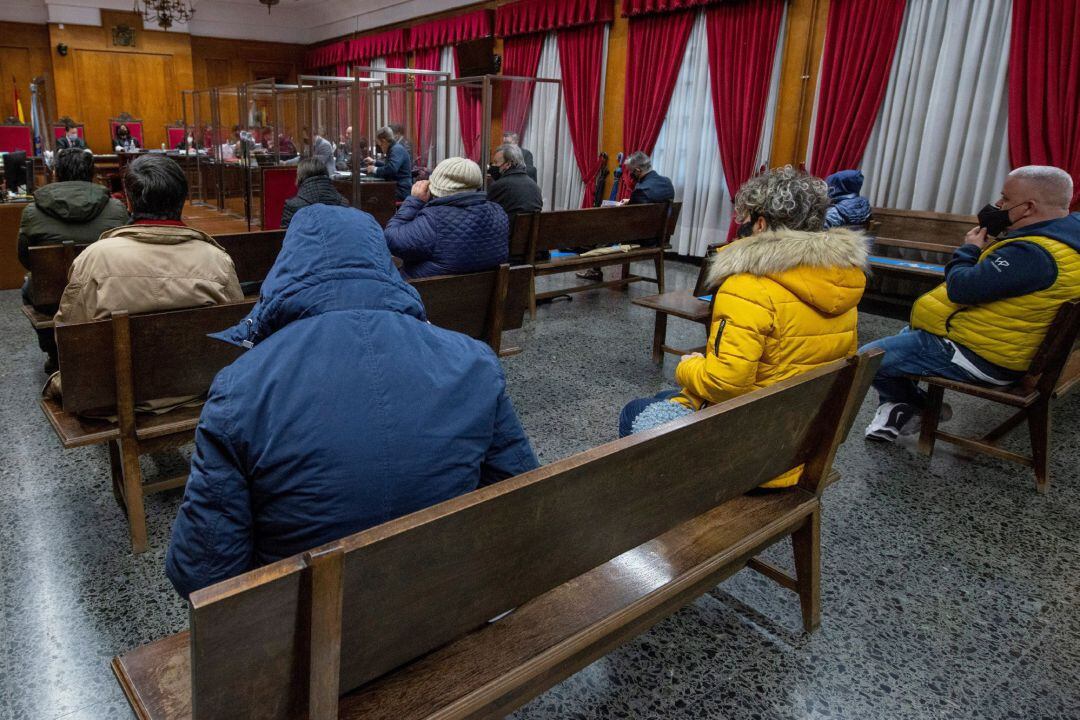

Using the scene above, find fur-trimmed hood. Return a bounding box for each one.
[707,226,869,316]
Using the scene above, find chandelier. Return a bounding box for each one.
[134,0,195,29]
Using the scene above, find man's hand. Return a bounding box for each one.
[680,352,704,363]
[965,226,989,249]
[411,180,431,202]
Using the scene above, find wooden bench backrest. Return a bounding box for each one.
[184,352,880,720]
[508,202,671,257]
[870,207,975,246]
[213,230,285,285]
[1021,300,1080,395]
[410,264,532,348]
[55,301,255,415]
[27,241,86,307]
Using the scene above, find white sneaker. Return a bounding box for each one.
[865,402,918,442]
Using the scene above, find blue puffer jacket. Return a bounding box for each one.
[824,169,872,228]
[165,204,538,599]
[384,191,509,279]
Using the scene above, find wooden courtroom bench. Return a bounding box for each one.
[509,202,674,318]
[866,207,975,305]
[40,301,255,553]
[20,230,286,330]
[916,300,1080,494]
[112,351,881,720]
[632,242,721,364]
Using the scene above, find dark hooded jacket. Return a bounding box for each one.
[18,181,129,269]
[280,175,348,229]
[384,191,509,279]
[165,204,538,598]
[824,170,872,228]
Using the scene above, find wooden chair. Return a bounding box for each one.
[39,301,255,552]
[410,264,532,356]
[112,350,881,720]
[508,202,673,318]
[632,242,721,364]
[916,300,1080,493]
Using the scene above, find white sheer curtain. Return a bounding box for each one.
[436,46,464,160]
[652,9,785,257]
[861,0,1012,214]
[525,32,585,211]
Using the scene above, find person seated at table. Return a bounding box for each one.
[364,125,412,200]
[619,166,868,489]
[19,148,129,372]
[862,165,1080,442]
[277,132,297,159]
[281,157,348,229]
[502,132,536,181]
[231,125,255,158]
[113,123,139,152]
[336,125,353,170]
[384,157,509,279]
[175,126,201,152]
[46,154,243,410]
[487,143,542,227]
[56,121,85,150]
[823,169,872,228]
[165,203,538,598]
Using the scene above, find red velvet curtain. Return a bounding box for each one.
[385,52,408,131]
[706,0,785,237]
[413,47,442,169]
[557,24,607,208]
[453,49,484,161]
[809,0,906,177]
[497,0,613,36]
[410,9,493,50]
[1009,0,1080,208]
[623,0,718,15]
[617,11,695,200]
[501,33,546,139]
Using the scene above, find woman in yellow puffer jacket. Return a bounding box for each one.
[619,166,869,488]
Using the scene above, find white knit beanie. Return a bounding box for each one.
[429,157,483,198]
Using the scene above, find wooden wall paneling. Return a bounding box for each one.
[190,37,305,90]
[0,22,57,127]
[768,0,831,169]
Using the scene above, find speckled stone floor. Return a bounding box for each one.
[0,260,1076,720]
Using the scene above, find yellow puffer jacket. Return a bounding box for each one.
[674,226,868,487]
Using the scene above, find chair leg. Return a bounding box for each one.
[1029,400,1051,494]
[118,439,148,553]
[791,509,821,633]
[619,262,631,291]
[917,385,945,457]
[655,252,665,293]
[108,440,125,510]
[651,312,667,365]
[529,278,537,320]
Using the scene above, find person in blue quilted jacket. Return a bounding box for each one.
[165,204,538,598]
[384,157,509,279]
[823,169,872,228]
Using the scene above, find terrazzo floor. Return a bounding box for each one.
[0,260,1077,720]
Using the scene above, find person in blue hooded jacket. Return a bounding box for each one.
[384,157,509,279]
[165,204,539,599]
[823,169,872,228]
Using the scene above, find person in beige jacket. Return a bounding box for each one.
[47,154,243,412]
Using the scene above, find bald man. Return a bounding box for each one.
[863,165,1080,441]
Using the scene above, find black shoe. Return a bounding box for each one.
[576,268,603,282]
[864,402,918,442]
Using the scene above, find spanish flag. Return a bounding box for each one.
[11,76,24,124]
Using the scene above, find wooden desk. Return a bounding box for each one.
[0,201,30,290]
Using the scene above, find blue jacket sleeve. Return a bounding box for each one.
[824,205,843,229]
[480,387,539,486]
[944,240,1058,306]
[384,196,437,262]
[375,144,406,180]
[165,372,255,600]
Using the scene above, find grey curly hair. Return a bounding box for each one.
[734,165,830,232]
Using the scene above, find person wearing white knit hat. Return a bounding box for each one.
[384,156,510,279]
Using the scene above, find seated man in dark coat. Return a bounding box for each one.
[165,204,538,598]
[384,157,509,279]
[281,157,348,229]
[487,143,542,225]
[502,132,536,182]
[56,121,86,150]
[823,169,872,228]
[364,125,413,200]
[625,150,674,205]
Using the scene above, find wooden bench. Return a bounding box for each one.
[865,207,975,306]
[410,264,533,356]
[632,242,721,364]
[917,300,1080,494]
[112,351,881,720]
[509,203,675,318]
[19,230,286,330]
[39,301,255,552]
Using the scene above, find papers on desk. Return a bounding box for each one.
[600,200,620,207]
[333,171,352,179]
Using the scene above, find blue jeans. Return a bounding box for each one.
[859,328,982,407]
[619,390,680,438]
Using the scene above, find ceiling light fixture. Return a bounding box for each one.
[259,0,281,13]
[133,0,195,29]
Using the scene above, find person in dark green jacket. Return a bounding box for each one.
[19,148,129,371]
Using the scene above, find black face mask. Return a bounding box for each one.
[488,165,502,181]
[736,219,756,239]
[977,202,1024,237]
